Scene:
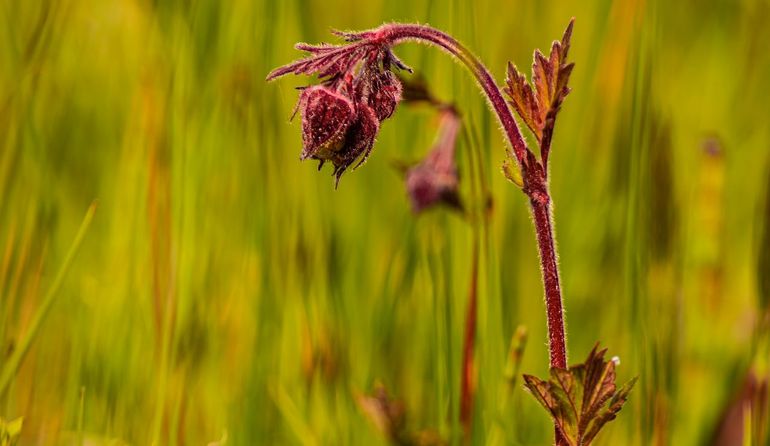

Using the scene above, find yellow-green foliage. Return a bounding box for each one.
[1,0,769,444]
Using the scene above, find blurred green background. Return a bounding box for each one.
[2,0,770,444]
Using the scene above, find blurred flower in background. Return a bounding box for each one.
[405,107,462,214]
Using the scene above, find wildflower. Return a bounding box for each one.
[366,70,402,120]
[267,31,410,185]
[298,86,356,161]
[405,107,462,213]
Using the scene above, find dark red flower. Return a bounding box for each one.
[299,86,356,161]
[327,103,380,185]
[367,70,403,121]
[405,109,462,213]
[268,30,409,185]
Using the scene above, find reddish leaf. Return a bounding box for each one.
[504,62,541,138]
[532,51,547,117]
[502,18,574,175]
[583,377,637,445]
[523,344,636,446]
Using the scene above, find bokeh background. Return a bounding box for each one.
[2,0,770,444]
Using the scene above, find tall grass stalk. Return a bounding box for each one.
[0,202,97,395]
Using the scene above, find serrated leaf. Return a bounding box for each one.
[523,344,636,446]
[524,373,576,445]
[561,18,575,59]
[551,368,579,417]
[503,18,575,163]
[532,49,554,123]
[549,368,580,442]
[583,377,637,445]
[532,34,573,121]
[582,347,617,417]
[523,374,556,412]
[577,347,619,436]
[503,62,541,138]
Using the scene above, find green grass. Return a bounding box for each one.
[1,0,769,444]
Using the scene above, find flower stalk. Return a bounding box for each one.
[267,20,568,368]
[267,19,621,445]
[379,23,569,370]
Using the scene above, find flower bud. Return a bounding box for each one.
[331,103,380,184]
[300,86,356,161]
[405,109,462,213]
[368,71,403,121]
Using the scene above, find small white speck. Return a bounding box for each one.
[611,356,620,366]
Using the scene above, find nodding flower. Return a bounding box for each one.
[267,30,409,186]
[405,107,462,213]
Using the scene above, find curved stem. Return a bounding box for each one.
[384,25,530,170]
[384,23,567,368]
[378,24,569,445]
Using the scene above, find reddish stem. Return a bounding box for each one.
[382,23,569,444]
[382,23,567,367]
[530,197,567,369]
[383,25,530,169]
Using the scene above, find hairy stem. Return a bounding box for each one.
[384,25,530,169]
[530,198,567,368]
[383,24,569,444]
[383,23,567,367]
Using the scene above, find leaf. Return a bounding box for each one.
[532,22,574,128]
[551,367,579,420]
[522,344,637,446]
[503,62,542,138]
[503,18,575,153]
[501,157,523,188]
[523,374,556,413]
[549,368,580,442]
[583,377,637,445]
[581,346,617,420]
[523,373,576,445]
[532,48,556,124]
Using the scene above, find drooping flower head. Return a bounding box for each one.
[405,107,462,213]
[267,28,410,186]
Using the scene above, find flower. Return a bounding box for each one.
[267,30,410,186]
[366,70,403,121]
[299,86,356,161]
[326,102,380,180]
[405,108,462,213]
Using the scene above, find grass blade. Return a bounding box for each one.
[0,201,97,394]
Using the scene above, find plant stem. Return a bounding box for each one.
[530,197,567,369]
[385,25,530,169]
[382,23,569,444]
[383,23,567,368]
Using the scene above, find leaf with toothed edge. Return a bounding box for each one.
[522,343,636,446]
[503,19,574,150]
[504,62,541,138]
[583,376,637,445]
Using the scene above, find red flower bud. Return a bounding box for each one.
[405,109,462,213]
[330,103,380,185]
[269,29,412,186]
[299,86,356,161]
[368,71,402,121]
